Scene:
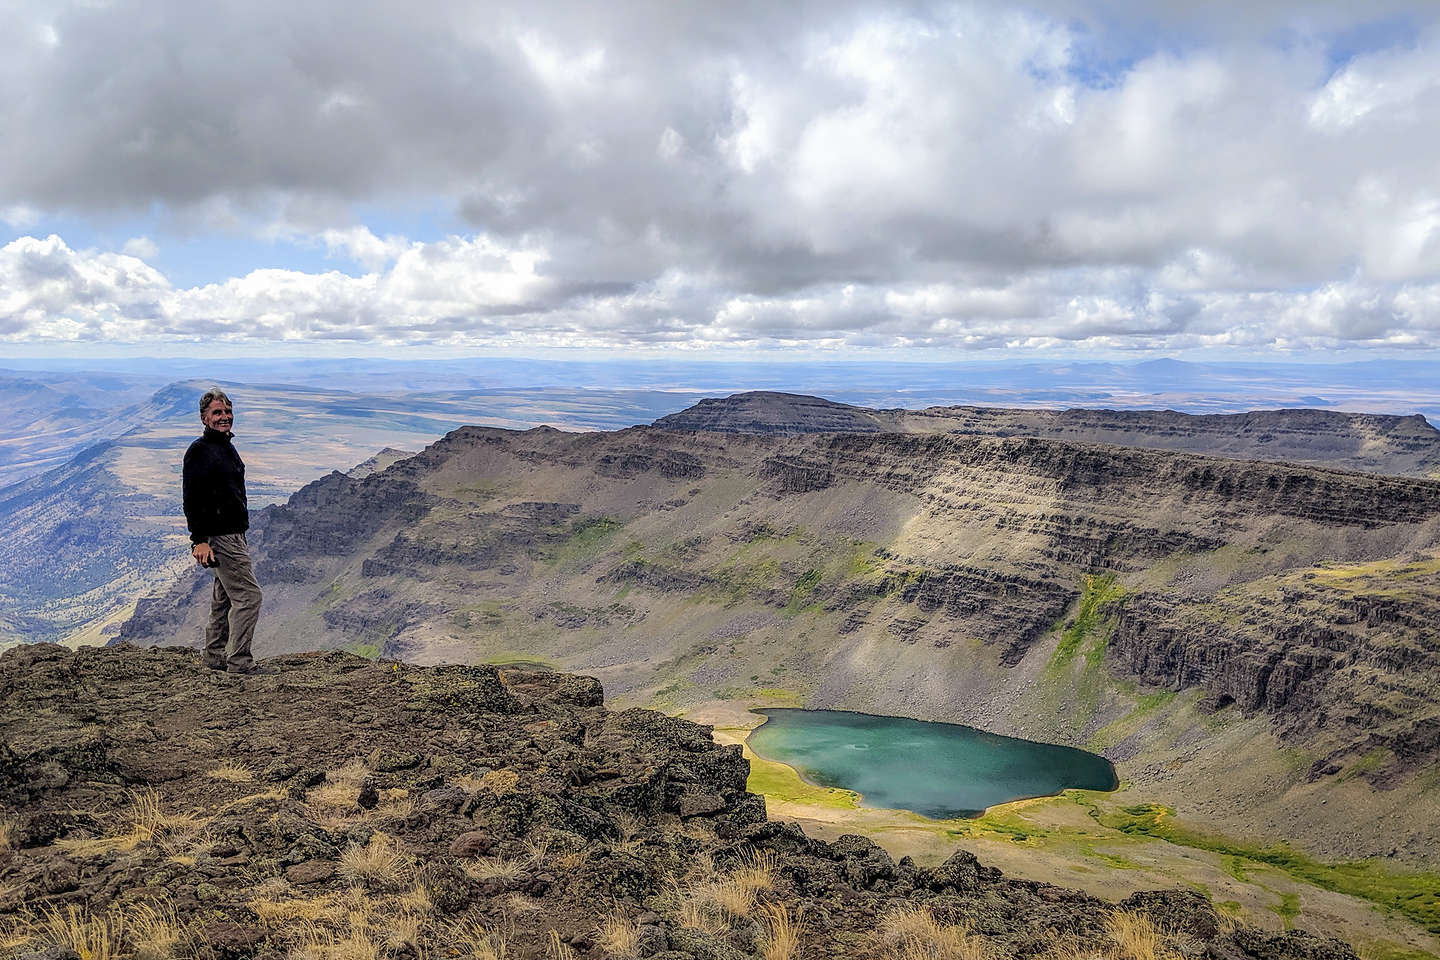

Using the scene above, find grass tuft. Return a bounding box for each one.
[39,905,119,960]
[206,762,255,783]
[546,929,577,960]
[464,856,525,882]
[760,903,804,960]
[693,877,756,918]
[307,759,372,810]
[337,833,410,889]
[597,911,640,957]
[250,893,341,925]
[731,849,780,894]
[454,920,508,960]
[477,769,520,795]
[1105,910,1178,960]
[127,903,187,960]
[875,905,985,960]
[287,925,382,960]
[54,790,203,858]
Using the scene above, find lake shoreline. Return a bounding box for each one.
[682,700,1440,959]
[747,705,1119,819]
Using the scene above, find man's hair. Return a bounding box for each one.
[200,387,231,414]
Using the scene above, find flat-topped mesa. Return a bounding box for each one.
[653,391,891,435]
[654,391,1440,477]
[0,643,1360,959]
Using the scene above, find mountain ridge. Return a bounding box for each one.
[653,392,1440,477]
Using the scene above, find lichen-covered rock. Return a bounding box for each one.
[0,645,1363,958]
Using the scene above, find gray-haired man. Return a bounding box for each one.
[183,388,265,674]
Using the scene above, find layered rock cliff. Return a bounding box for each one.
[655,393,1440,477]
[118,421,1440,800]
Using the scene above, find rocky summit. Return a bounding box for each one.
[1,644,1358,960]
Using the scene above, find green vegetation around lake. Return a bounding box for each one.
[1049,573,1124,668]
[1099,802,1440,933]
[748,708,1116,819]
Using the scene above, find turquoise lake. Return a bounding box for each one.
[748,709,1117,819]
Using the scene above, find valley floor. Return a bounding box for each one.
[684,702,1440,960]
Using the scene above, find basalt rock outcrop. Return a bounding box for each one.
[0,644,1359,959]
[1107,555,1440,784]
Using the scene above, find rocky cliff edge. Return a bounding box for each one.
[0,645,1357,960]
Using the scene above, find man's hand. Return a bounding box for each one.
[192,542,214,567]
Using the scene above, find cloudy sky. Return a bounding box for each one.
[2,0,1439,359]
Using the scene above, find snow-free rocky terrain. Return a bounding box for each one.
[0,644,1358,959]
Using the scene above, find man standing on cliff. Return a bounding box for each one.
[184,387,265,674]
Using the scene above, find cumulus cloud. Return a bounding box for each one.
[2,1,1439,353]
[7,232,1440,353]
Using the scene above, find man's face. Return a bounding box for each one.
[201,399,234,433]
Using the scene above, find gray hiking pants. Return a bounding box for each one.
[203,533,262,670]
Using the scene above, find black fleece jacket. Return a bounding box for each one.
[182,427,249,545]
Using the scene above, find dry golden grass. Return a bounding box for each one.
[553,849,589,872]
[54,790,203,858]
[660,875,728,934]
[452,772,487,793]
[1,913,32,950]
[454,920,508,960]
[39,905,119,960]
[250,893,342,925]
[53,832,143,857]
[287,925,382,960]
[695,877,757,918]
[612,810,644,851]
[397,882,433,915]
[1105,911,1179,960]
[463,855,525,882]
[477,769,520,795]
[206,762,255,783]
[875,906,986,960]
[253,876,295,898]
[1032,939,1108,960]
[674,895,728,935]
[372,790,414,821]
[546,929,577,960]
[160,827,218,866]
[522,837,552,867]
[126,789,203,840]
[0,817,15,854]
[760,903,804,960]
[731,849,780,894]
[338,833,411,889]
[686,850,717,880]
[597,911,641,957]
[127,903,186,960]
[504,894,544,915]
[306,759,371,810]
[382,912,425,956]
